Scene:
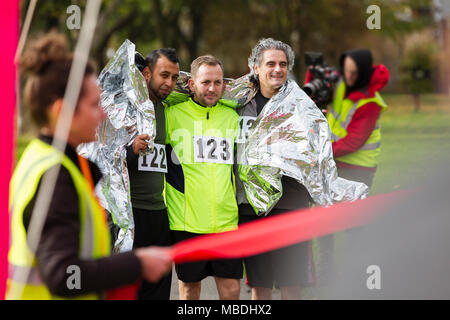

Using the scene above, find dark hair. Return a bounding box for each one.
[145,48,179,71]
[135,52,146,72]
[21,32,96,127]
[339,48,373,92]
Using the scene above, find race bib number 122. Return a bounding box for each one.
[138,143,167,173]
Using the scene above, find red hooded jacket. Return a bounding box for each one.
[305,64,389,170]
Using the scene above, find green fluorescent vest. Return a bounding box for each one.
[165,98,239,234]
[7,139,110,300]
[327,81,387,168]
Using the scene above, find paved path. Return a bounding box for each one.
[169,266,282,300]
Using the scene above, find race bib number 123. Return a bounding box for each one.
[193,136,233,164]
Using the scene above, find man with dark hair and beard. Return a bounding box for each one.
[126,48,180,300]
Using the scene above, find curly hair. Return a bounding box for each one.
[248,38,295,84]
[21,32,95,127]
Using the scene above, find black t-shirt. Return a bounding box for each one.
[126,100,166,211]
[255,90,270,115]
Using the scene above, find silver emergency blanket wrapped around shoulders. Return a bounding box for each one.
[235,78,369,215]
[78,40,156,252]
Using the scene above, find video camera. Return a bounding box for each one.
[302,52,340,111]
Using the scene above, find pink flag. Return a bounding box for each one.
[0,0,18,300]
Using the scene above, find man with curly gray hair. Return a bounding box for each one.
[247,37,296,88]
[235,38,313,300]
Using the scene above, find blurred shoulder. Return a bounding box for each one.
[218,102,239,119]
[165,100,190,114]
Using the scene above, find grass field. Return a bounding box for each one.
[370,93,450,195]
[311,93,450,299]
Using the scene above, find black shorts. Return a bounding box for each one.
[239,208,315,288]
[171,230,243,283]
[132,207,172,300]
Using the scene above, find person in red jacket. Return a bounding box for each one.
[305,49,389,286]
[330,49,389,187]
[306,49,389,186]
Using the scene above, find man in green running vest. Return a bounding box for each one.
[165,55,242,300]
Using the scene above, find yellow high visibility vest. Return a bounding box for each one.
[326,81,387,168]
[6,139,110,300]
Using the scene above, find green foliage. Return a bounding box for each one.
[366,0,433,40]
[400,42,437,94]
[19,0,440,118]
[21,0,434,78]
[21,0,79,46]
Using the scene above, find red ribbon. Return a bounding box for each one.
[170,191,408,264]
[106,282,140,300]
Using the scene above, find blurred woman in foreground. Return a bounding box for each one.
[6,33,172,300]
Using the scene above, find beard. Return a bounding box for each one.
[195,93,221,107]
[191,83,222,106]
[147,79,170,101]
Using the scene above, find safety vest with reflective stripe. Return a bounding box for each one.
[6,139,111,300]
[326,81,387,168]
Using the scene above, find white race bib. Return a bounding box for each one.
[235,116,257,143]
[193,136,233,164]
[138,143,167,173]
